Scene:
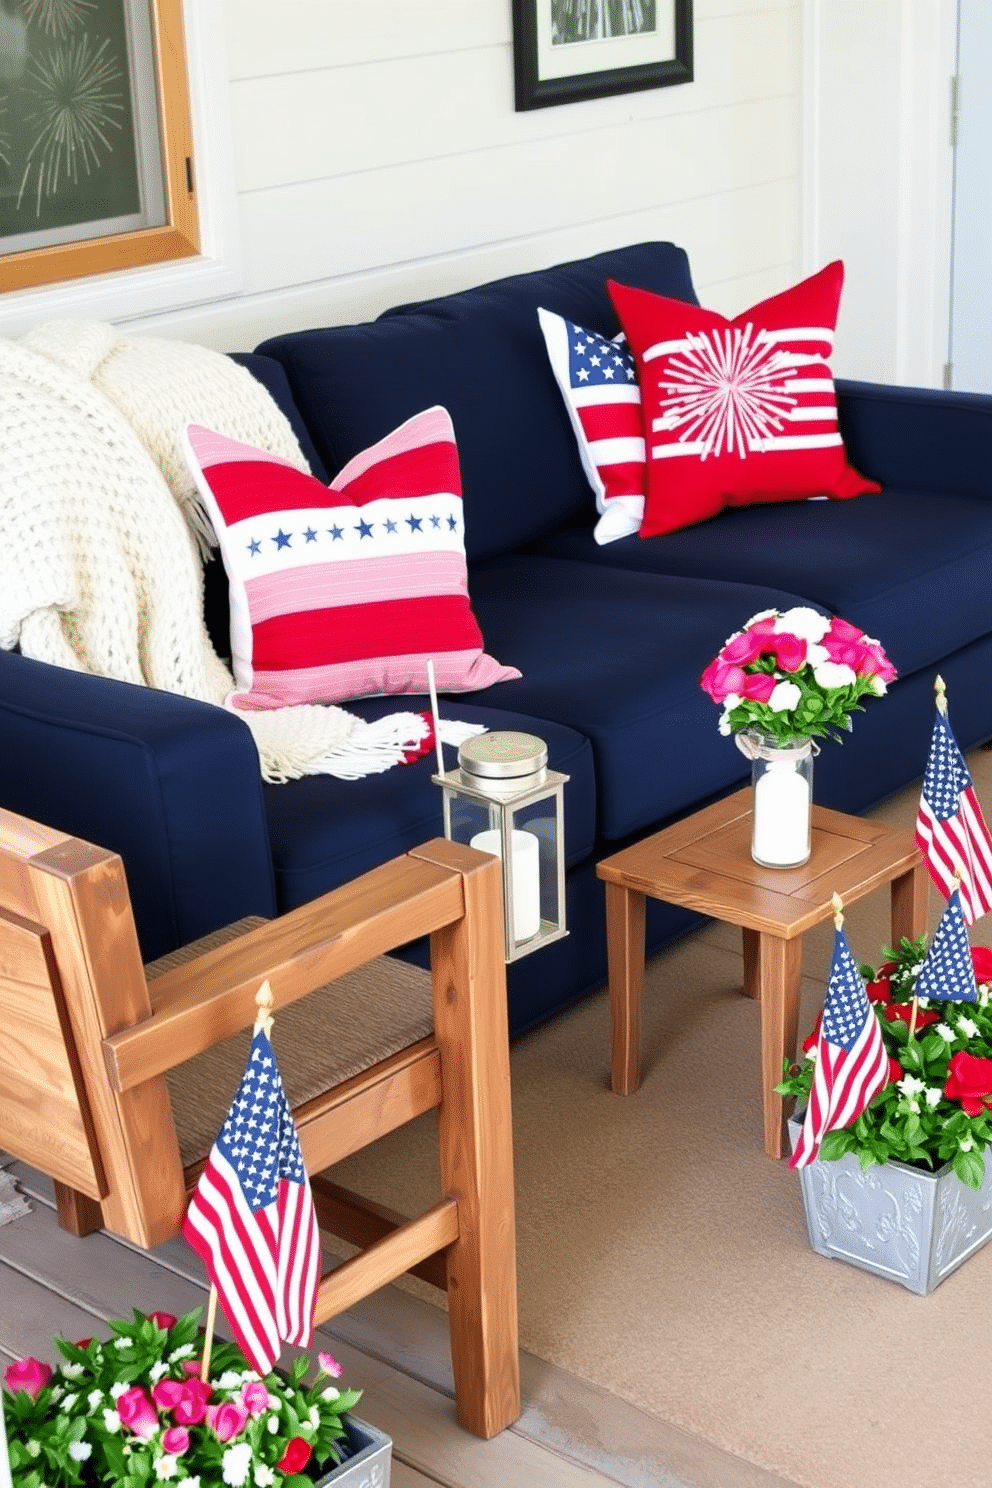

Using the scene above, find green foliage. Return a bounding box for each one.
[776,934,992,1187]
[2,1308,363,1486]
[723,667,881,746]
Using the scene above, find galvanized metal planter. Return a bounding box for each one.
[788,1113,992,1294]
[315,1416,391,1488]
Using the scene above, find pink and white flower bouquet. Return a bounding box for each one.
[2,1308,362,1487]
[701,606,898,745]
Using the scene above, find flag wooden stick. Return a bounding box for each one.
[935,674,948,715]
[199,981,275,1381]
[426,659,444,778]
[831,892,844,929]
[199,1284,219,1384]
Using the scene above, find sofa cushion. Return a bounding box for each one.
[262,698,597,914]
[255,242,698,565]
[457,556,818,842]
[529,488,992,683]
[608,262,879,537]
[184,412,519,708]
[537,307,645,545]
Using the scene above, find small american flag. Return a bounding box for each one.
[915,704,992,926]
[183,1025,321,1374]
[790,926,891,1169]
[912,888,978,1004]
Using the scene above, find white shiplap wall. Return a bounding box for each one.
[133,0,803,348]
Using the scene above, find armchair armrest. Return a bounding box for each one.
[0,649,276,959]
[837,379,992,498]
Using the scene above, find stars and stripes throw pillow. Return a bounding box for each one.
[607,261,880,538]
[184,407,520,709]
[538,307,645,544]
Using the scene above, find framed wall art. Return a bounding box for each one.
[512,0,693,111]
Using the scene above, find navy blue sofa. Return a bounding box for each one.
[4,242,992,1035]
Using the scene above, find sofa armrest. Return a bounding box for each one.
[0,651,277,960]
[836,379,992,498]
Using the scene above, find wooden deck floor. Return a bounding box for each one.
[0,1158,792,1488]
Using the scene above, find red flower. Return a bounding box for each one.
[147,1311,177,1331]
[75,1339,92,1350]
[277,1437,313,1474]
[4,1358,53,1398]
[945,1051,992,1115]
[972,946,992,985]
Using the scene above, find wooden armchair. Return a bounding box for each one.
[0,806,519,1439]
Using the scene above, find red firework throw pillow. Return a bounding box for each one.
[607,262,879,538]
[184,408,520,710]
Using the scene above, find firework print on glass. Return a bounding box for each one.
[0,0,165,251]
[608,261,880,538]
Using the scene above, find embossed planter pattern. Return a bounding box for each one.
[788,1114,992,1294]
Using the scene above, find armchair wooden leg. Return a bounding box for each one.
[415,842,521,1440]
[54,1181,103,1236]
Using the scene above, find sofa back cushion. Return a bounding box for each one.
[255,243,697,563]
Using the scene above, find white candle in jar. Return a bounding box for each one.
[470,827,542,942]
[752,758,811,867]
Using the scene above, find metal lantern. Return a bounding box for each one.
[433,731,569,962]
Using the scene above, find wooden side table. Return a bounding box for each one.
[596,789,927,1158]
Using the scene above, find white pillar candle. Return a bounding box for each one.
[752,759,811,867]
[470,827,542,942]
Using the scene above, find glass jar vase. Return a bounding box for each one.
[738,729,814,868]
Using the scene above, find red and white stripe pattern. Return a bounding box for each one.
[183,1027,321,1374]
[538,307,645,544]
[608,263,879,539]
[790,927,892,1169]
[916,706,992,925]
[184,408,519,709]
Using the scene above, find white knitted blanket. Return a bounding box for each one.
[0,322,474,782]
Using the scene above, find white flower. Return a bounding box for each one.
[62,1394,77,1411]
[774,606,831,642]
[898,1074,926,1098]
[321,1385,340,1402]
[114,1337,133,1351]
[813,660,857,690]
[254,1468,276,1487]
[309,1405,321,1428]
[958,1015,980,1040]
[155,1457,180,1481]
[805,642,829,667]
[745,608,778,628]
[218,1371,243,1390]
[267,1414,280,1434]
[110,1381,130,1400]
[925,1087,943,1108]
[168,1344,195,1362]
[148,1361,169,1382]
[869,676,888,695]
[768,680,802,713]
[68,1442,92,1463]
[103,1408,122,1432]
[804,1046,816,1061]
[961,1135,975,1152]
[222,1443,254,1487]
[25,1441,40,1458]
[87,1389,103,1410]
[936,1023,956,1043]
[48,1386,64,1402]
[60,1363,84,1379]
[718,714,732,737]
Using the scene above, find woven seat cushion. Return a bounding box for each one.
[147,920,433,1167]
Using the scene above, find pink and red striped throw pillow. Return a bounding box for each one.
[538,306,645,544]
[184,407,520,710]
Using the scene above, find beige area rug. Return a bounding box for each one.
[330,750,992,1488]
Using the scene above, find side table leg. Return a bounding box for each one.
[741,928,760,999]
[605,881,646,1095]
[755,934,803,1159]
[891,860,928,945]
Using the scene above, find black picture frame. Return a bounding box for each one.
[512,0,693,111]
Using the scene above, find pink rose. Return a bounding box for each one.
[739,672,777,702]
[700,657,749,703]
[206,1400,250,1442]
[241,1381,271,1415]
[171,1378,213,1426]
[116,1386,159,1439]
[161,1426,190,1456]
[861,640,898,682]
[720,616,777,665]
[4,1358,53,1399]
[147,1312,177,1331]
[319,1352,342,1379]
[768,632,806,673]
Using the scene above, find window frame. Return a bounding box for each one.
[1,0,199,295]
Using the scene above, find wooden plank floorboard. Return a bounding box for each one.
[0,1161,619,1488]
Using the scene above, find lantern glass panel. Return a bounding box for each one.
[510,797,562,936]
